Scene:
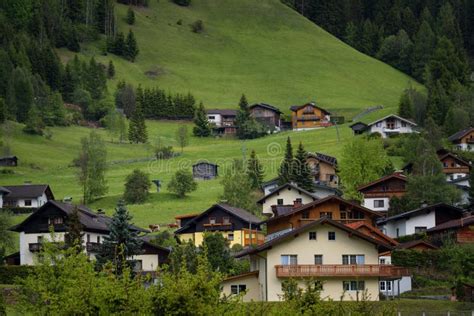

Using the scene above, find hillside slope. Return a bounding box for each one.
[62,0,422,118]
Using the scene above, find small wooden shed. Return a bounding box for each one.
[192,162,218,180]
[0,156,18,167]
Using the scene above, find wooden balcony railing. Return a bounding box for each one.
[275,264,410,278]
[442,167,470,173]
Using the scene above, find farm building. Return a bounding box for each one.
[192,162,219,180]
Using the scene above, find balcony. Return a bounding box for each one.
[275,264,410,279]
[86,242,102,253]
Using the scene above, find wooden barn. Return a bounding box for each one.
[192,162,218,180]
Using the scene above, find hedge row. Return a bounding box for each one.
[0,266,35,284]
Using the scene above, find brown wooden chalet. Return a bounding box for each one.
[306,152,338,187]
[358,173,407,212]
[437,150,471,181]
[427,214,474,246]
[448,127,474,152]
[174,203,264,247]
[249,103,282,130]
[290,102,332,130]
[265,195,383,236]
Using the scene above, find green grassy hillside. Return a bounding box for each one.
[2,121,353,227]
[60,0,422,119]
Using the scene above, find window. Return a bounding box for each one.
[380,258,386,265]
[314,255,323,265]
[281,255,298,265]
[387,281,392,291]
[380,281,386,291]
[223,217,230,224]
[302,211,310,219]
[340,212,347,219]
[309,232,317,240]
[37,236,43,243]
[231,285,247,295]
[350,211,365,219]
[443,162,448,168]
[342,255,365,265]
[343,281,365,291]
[295,198,302,204]
[376,122,382,127]
[133,260,143,272]
[208,115,215,119]
[277,199,284,205]
[24,200,32,206]
[328,231,336,241]
[401,122,407,127]
[209,217,216,225]
[374,200,385,208]
[396,228,400,238]
[97,236,101,243]
[414,226,427,234]
[320,212,332,219]
[227,233,234,241]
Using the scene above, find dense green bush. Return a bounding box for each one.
[0,266,35,284]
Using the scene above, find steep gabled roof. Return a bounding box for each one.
[396,240,438,250]
[174,203,262,234]
[367,114,417,128]
[345,221,398,246]
[249,103,282,114]
[448,127,474,142]
[206,109,238,116]
[256,183,318,204]
[377,203,464,225]
[438,152,471,168]
[307,152,338,166]
[349,122,368,128]
[357,173,407,192]
[10,200,147,233]
[290,102,331,115]
[266,195,383,224]
[426,215,474,233]
[235,217,393,258]
[2,184,54,200]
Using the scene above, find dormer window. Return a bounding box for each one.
[48,217,64,225]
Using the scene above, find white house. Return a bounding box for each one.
[450,176,470,206]
[358,173,407,213]
[1,184,54,208]
[9,201,169,272]
[206,109,238,134]
[0,186,10,208]
[377,203,464,238]
[367,114,417,138]
[378,254,412,296]
[225,217,409,302]
[256,182,341,217]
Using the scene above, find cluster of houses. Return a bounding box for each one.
[206,101,332,135]
[1,124,473,302]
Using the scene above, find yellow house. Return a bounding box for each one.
[225,218,409,302]
[174,203,265,247]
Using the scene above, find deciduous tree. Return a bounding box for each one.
[176,125,189,152]
[123,169,151,204]
[168,169,197,198]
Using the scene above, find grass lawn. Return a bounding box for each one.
[2,120,354,229]
[58,0,422,119]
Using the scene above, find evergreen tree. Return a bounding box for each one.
[360,19,377,55]
[293,142,314,192]
[201,233,234,275]
[123,169,151,204]
[469,169,474,206]
[126,7,135,25]
[436,3,463,50]
[128,102,147,143]
[444,107,470,136]
[65,206,84,252]
[7,67,33,123]
[411,21,436,82]
[96,200,143,276]
[235,94,250,139]
[247,149,264,190]
[125,30,139,62]
[107,60,115,78]
[0,98,5,124]
[23,105,45,135]
[61,63,76,103]
[398,89,414,119]
[193,102,211,137]
[344,22,359,48]
[401,7,417,38]
[427,80,452,126]
[377,30,413,74]
[278,137,295,185]
[422,116,443,150]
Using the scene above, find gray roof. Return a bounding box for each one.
[0,186,10,194]
[206,109,237,116]
[2,184,54,200]
[249,103,282,114]
[10,200,147,233]
[367,114,417,127]
[377,203,464,225]
[307,152,338,166]
[448,127,474,142]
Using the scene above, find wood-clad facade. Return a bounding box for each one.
[448,127,474,152]
[358,173,407,212]
[306,152,339,188]
[290,102,331,130]
[266,196,382,236]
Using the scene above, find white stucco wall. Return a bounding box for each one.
[379,256,411,295]
[261,189,315,215]
[446,173,469,181]
[362,197,390,212]
[380,211,436,238]
[263,225,381,301]
[207,113,222,127]
[131,254,159,272]
[0,194,3,208]
[455,143,474,152]
[15,193,48,208]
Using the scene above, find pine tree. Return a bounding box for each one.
[7,67,33,123]
[436,3,463,50]
[128,102,147,143]
[126,7,135,25]
[193,102,211,137]
[23,105,45,135]
[401,7,417,38]
[235,94,250,138]
[65,206,84,252]
[360,19,376,55]
[107,60,115,78]
[278,137,295,185]
[293,142,314,192]
[398,89,414,119]
[344,22,359,48]
[125,30,139,62]
[96,200,143,275]
[247,149,264,189]
[444,107,470,136]
[411,21,435,82]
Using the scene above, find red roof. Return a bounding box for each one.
[346,221,398,246]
